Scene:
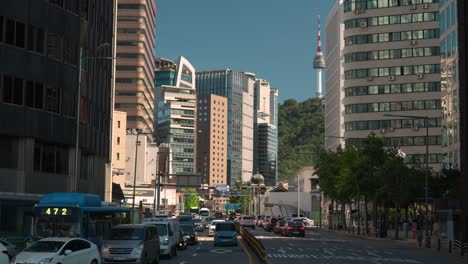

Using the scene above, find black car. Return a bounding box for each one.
[264,217,280,232]
[180,224,198,245]
[282,221,305,237]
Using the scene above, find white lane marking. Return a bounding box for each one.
[179,262,187,264]
[288,242,294,246]
[351,253,360,257]
[197,246,201,250]
[384,251,393,255]
[368,252,381,258]
[370,261,383,264]
[192,253,197,256]
[298,248,303,251]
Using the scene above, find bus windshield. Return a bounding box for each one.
[199,209,210,217]
[33,213,80,239]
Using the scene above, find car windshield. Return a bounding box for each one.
[180,225,194,233]
[110,228,144,240]
[288,222,303,226]
[154,224,168,236]
[216,223,236,231]
[25,241,65,252]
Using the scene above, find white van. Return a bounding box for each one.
[143,218,179,258]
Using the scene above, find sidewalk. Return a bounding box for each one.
[319,228,468,261]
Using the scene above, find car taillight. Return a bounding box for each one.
[1,250,7,256]
[269,222,272,225]
[300,226,305,230]
[287,226,293,230]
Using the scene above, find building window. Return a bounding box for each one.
[117,120,121,128]
[2,75,24,106]
[5,19,14,45]
[0,16,3,43]
[47,32,62,60]
[25,80,44,109]
[117,152,120,160]
[117,137,121,145]
[45,84,60,113]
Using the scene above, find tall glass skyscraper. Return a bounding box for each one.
[253,79,278,186]
[155,57,197,173]
[196,70,255,185]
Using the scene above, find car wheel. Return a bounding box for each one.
[91,260,98,264]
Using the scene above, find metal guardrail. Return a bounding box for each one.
[424,236,468,256]
[239,226,268,263]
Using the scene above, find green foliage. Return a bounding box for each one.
[317,134,427,207]
[182,188,199,212]
[278,98,324,180]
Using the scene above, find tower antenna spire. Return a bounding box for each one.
[313,15,325,98]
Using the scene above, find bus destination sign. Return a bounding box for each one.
[40,207,73,216]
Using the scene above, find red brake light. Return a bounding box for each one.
[269,222,272,225]
[287,226,293,230]
[1,250,7,255]
[300,226,305,230]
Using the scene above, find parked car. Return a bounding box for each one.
[209,220,226,236]
[274,220,287,234]
[0,243,9,264]
[101,224,160,264]
[262,216,271,230]
[0,239,17,260]
[180,224,198,245]
[214,221,238,247]
[12,237,100,264]
[203,216,214,229]
[282,221,305,237]
[239,216,255,229]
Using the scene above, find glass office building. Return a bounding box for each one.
[155,57,196,173]
[196,70,255,185]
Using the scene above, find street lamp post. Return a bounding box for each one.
[131,134,140,217]
[384,113,430,246]
[74,43,113,191]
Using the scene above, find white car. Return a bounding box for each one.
[0,243,9,264]
[12,237,101,264]
[209,220,226,236]
[292,217,315,226]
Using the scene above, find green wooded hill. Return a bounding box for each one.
[278,97,324,180]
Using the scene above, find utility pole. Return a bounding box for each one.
[131,134,140,222]
[297,175,300,217]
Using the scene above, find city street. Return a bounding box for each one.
[249,228,467,264]
[162,229,255,264]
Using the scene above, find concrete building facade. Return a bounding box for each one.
[112,111,127,188]
[196,94,228,186]
[196,70,256,185]
[0,0,115,235]
[114,0,156,135]
[325,0,345,151]
[341,0,442,171]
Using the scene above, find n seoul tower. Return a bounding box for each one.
[313,15,325,98]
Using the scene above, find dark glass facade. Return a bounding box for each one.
[196,70,248,185]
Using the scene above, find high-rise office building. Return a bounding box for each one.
[112,111,127,189]
[440,0,468,243]
[253,79,278,186]
[0,0,115,231]
[440,0,459,169]
[196,70,255,185]
[196,94,228,186]
[154,57,197,174]
[325,0,345,151]
[338,0,442,171]
[114,0,156,135]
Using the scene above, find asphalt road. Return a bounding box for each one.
[162,229,255,264]
[248,227,467,264]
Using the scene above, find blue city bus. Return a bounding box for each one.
[27,192,130,247]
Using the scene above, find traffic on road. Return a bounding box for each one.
[3,205,467,264]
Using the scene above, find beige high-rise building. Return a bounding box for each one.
[112,111,128,188]
[114,0,156,134]
[325,0,345,151]
[330,0,442,171]
[196,94,228,186]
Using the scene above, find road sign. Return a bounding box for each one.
[224,203,239,210]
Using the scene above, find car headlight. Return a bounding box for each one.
[161,237,169,245]
[132,244,143,255]
[101,245,109,254]
[38,258,54,264]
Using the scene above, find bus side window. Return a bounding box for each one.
[88,222,96,236]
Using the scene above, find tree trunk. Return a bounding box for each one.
[342,202,347,230]
[357,197,361,235]
[395,201,400,240]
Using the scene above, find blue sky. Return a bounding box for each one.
[155,0,336,102]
